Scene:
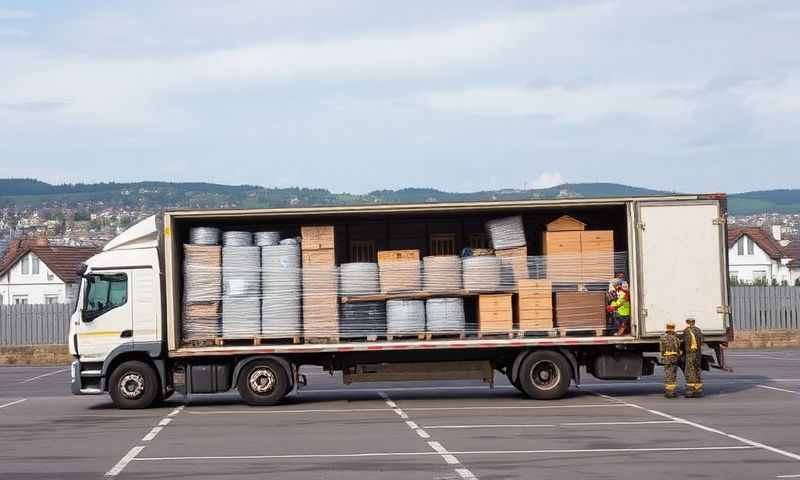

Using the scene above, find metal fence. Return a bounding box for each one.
[731,286,800,330]
[0,304,72,345]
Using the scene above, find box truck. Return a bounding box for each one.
[69,195,732,408]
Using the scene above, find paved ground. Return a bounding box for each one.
[1,349,799,480]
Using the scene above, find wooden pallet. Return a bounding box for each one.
[477,331,515,339]
[255,336,302,345]
[340,335,381,343]
[305,336,341,344]
[558,327,606,337]
[515,329,559,338]
[386,332,427,341]
[424,332,466,340]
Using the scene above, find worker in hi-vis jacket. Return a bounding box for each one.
[681,318,704,398]
[659,322,681,398]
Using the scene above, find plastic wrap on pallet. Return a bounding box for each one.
[486,215,526,249]
[261,244,302,338]
[302,264,339,338]
[222,296,261,338]
[462,256,504,292]
[189,227,221,245]
[222,246,261,297]
[425,298,465,333]
[386,299,426,335]
[183,245,222,302]
[223,231,253,247]
[422,256,462,292]
[340,301,387,338]
[182,302,221,340]
[254,231,281,247]
[379,261,422,293]
[339,262,380,296]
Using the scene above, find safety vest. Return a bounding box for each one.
[612,293,631,316]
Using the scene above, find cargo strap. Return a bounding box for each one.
[663,352,678,356]
[689,330,698,352]
[665,384,677,390]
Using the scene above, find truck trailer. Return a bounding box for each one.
[69,194,732,409]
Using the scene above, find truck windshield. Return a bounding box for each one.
[85,274,128,314]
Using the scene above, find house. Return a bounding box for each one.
[727,226,800,285]
[0,237,97,305]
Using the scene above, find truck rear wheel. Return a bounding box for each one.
[109,360,159,409]
[506,367,523,393]
[238,359,290,406]
[518,350,571,400]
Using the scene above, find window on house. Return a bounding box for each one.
[350,240,376,262]
[47,272,54,281]
[747,237,754,255]
[753,270,768,283]
[430,234,456,256]
[736,238,744,256]
[13,295,28,305]
[44,295,60,305]
[729,271,739,283]
[469,233,489,249]
[21,256,29,275]
[32,256,40,275]
[84,273,128,315]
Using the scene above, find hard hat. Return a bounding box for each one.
[686,318,696,324]
[665,322,676,331]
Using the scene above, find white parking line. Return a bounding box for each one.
[0,398,27,409]
[777,474,800,478]
[18,368,69,383]
[133,445,755,462]
[402,404,620,412]
[379,391,479,480]
[185,403,618,415]
[757,385,800,395]
[423,420,677,429]
[105,446,146,477]
[585,390,800,462]
[141,427,163,442]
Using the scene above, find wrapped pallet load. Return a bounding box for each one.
[221,232,261,339]
[301,226,338,340]
[462,255,503,292]
[182,242,222,341]
[340,301,387,338]
[386,300,426,337]
[260,242,301,338]
[422,255,462,292]
[378,250,421,293]
[425,298,465,334]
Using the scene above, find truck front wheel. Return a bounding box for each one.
[109,360,159,409]
[518,350,572,400]
[238,359,289,406]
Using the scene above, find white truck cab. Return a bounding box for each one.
[69,216,170,406]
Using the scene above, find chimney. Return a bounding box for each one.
[771,225,782,242]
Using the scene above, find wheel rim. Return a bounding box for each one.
[529,360,560,391]
[248,367,277,395]
[119,372,145,399]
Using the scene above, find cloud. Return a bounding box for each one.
[530,172,565,189]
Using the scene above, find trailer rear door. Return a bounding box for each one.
[636,200,729,336]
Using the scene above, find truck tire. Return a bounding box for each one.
[109,360,160,409]
[237,359,289,406]
[518,350,572,400]
[505,367,523,393]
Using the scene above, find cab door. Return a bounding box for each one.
[75,272,133,362]
[636,200,729,336]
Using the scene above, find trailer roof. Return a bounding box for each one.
[164,194,710,219]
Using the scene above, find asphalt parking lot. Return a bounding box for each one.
[1,348,799,480]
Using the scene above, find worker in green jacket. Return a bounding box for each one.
[607,280,631,335]
[660,322,682,398]
[681,318,704,398]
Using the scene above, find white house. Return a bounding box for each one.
[727,227,800,285]
[0,241,97,305]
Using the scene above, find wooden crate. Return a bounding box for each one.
[301,225,335,250]
[377,249,420,263]
[546,215,586,232]
[517,279,553,331]
[554,291,606,330]
[580,231,614,282]
[477,293,513,334]
[302,248,335,266]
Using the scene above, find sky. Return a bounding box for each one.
[0,0,798,194]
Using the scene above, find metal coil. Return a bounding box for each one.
[339,301,387,337]
[189,227,221,245]
[486,215,526,249]
[223,231,253,246]
[425,298,465,333]
[222,246,261,297]
[339,262,380,296]
[260,244,301,337]
[422,256,462,292]
[254,231,281,247]
[462,256,503,292]
[280,238,299,245]
[386,300,426,335]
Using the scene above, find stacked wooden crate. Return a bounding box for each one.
[301,226,338,340]
[377,249,421,293]
[542,215,614,283]
[516,279,553,332]
[554,291,606,332]
[476,293,513,336]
